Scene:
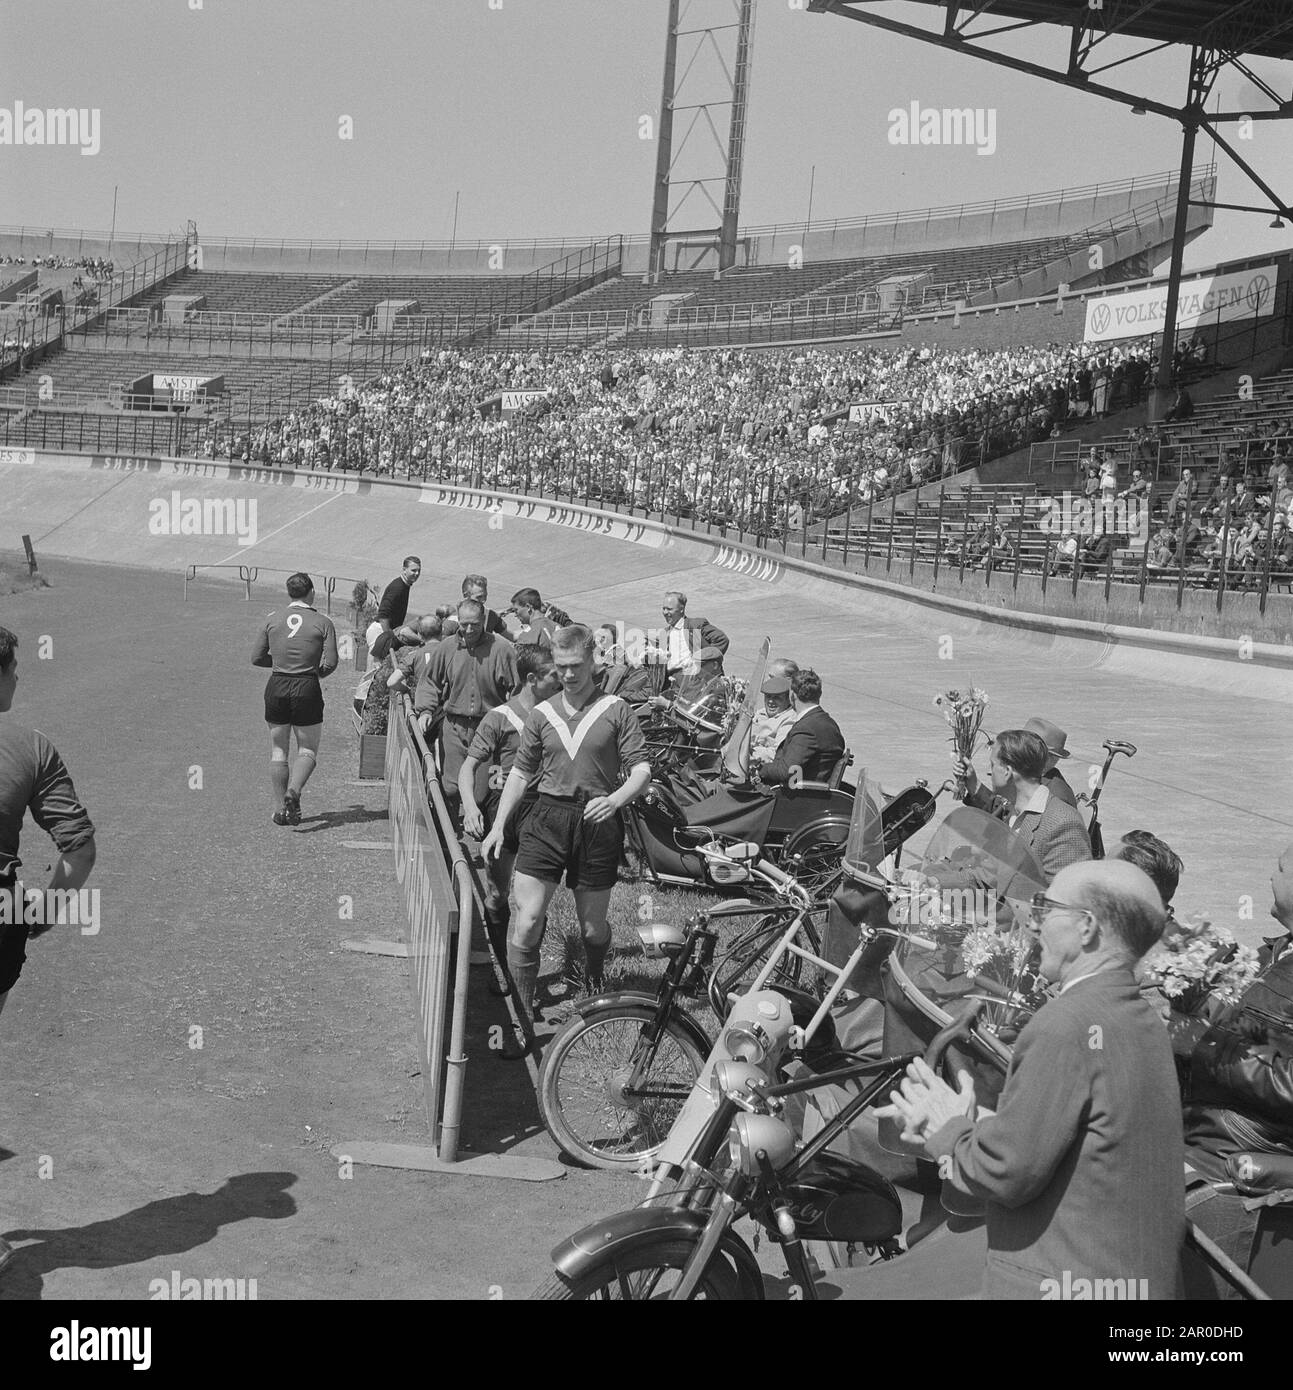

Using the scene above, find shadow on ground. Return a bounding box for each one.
[0,1172,298,1301]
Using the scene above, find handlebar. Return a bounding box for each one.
[1103,739,1137,758]
[923,1001,987,1074]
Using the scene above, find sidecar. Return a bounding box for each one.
[624,768,855,894]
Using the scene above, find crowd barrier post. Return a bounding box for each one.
[1103,532,1115,602]
[985,495,998,590]
[959,491,971,587]
[908,482,921,578]
[1256,502,1277,616]
[1176,498,1193,610]
[1138,513,1153,602]
[885,490,896,573]
[932,488,945,583]
[1215,493,1234,614]
[1012,500,1025,593]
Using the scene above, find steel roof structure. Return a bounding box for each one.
[808,0,1293,397]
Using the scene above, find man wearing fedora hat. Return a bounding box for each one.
[1024,716,1078,808]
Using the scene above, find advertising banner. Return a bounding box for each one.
[1084,264,1277,343]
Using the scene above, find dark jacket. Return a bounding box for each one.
[1043,768,1078,808]
[1184,936,1293,1167]
[758,706,846,786]
[676,614,729,657]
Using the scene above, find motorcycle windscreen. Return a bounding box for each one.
[880,804,1046,1143]
[919,805,1046,909]
[719,635,770,782]
[841,768,887,881]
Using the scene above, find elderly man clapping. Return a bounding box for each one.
[877,858,1185,1301]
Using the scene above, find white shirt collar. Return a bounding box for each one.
[1011,784,1050,819]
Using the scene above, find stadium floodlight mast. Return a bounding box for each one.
[648,0,757,278]
[808,0,1293,410]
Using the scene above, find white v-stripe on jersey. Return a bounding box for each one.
[512,691,649,798]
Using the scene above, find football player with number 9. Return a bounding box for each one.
[251,573,339,826]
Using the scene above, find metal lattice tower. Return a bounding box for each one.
[648,0,757,279]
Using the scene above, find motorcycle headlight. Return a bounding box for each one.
[711,1059,768,1100]
[721,1023,768,1064]
[728,1112,796,1178]
[722,991,793,1066]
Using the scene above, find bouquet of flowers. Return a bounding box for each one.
[896,852,1048,1033]
[933,687,990,798]
[1140,915,1262,1015]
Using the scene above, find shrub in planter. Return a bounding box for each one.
[350,579,379,671]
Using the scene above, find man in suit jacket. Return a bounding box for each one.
[956,729,1091,884]
[758,668,846,786]
[878,858,1184,1300]
[655,591,729,682]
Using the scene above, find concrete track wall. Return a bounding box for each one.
[5,443,1288,925]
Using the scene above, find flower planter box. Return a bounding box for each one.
[357,733,387,780]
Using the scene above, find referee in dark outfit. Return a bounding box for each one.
[0,625,96,1278]
[371,556,421,660]
[482,624,650,1056]
[251,573,339,826]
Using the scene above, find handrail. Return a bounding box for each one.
[0,167,1205,255]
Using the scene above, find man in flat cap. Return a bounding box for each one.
[759,668,846,787]
[1024,715,1078,807]
[750,673,799,767]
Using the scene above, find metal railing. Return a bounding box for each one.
[0,167,1200,278]
[0,237,191,384]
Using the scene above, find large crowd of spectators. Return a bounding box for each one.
[196,337,1159,537]
[0,253,115,279]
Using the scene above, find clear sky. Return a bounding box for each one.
[1,0,1290,272]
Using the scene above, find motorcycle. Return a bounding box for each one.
[537,777,940,1172]
[539,803,1291,1299]
[532,1009,986,1300]
[616,638,858,899]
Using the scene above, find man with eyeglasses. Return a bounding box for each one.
[877,859,1184,1300]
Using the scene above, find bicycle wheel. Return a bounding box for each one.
[532,1238,741,1300]
[707,916,809,1018]
[781,821,849,900]
[538,1004,709,1170]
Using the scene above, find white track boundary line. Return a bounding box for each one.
[214,491,347,566]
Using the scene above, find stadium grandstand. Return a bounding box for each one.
[2,163,1291,632]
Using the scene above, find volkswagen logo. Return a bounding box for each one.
[1247,273,1271,311]
[1091,302,1111,336]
